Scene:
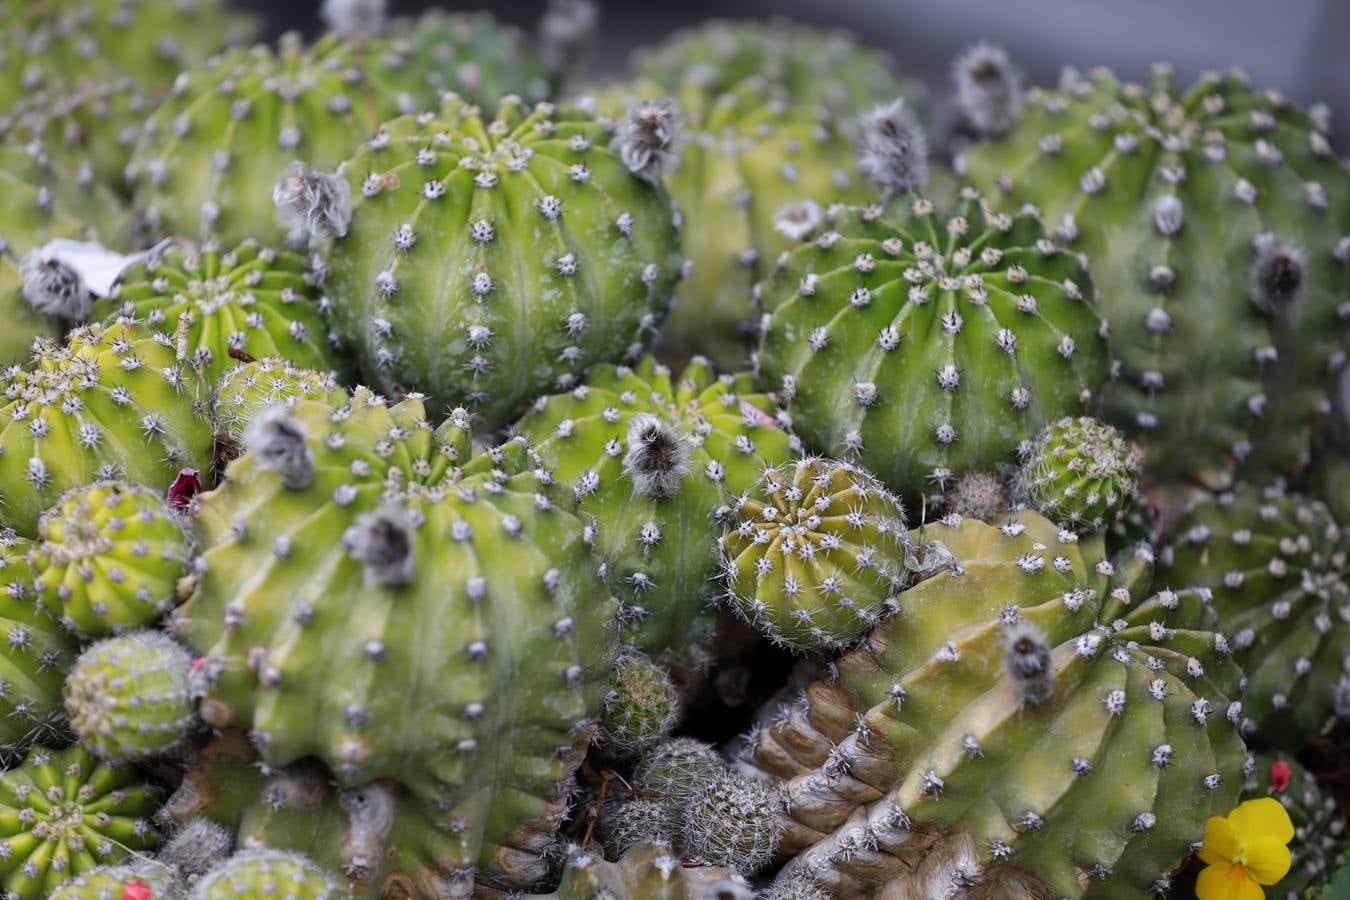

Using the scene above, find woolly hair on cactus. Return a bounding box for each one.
[739,513,1247,898]
[0,321,213,537]
[48,859,183,900]
[718,456,918,652]
[756,188,1112,501]
[0,744,160,899]
[318,94,683,429]
[540,842,753,899]
[64,630,196,762]
[1018,416,1143,533]
[0,530,78,755]
[939,469,1011,523]
[29,481,191,638]
[1164,482,1348,748]
[961,64,1350,485]
[91,239,342,389]
[514,356,796,668]
[172,391,618,891]
[191,849,346,899]
[597,650,681,759]
[158,817,234,881]
[212,358,343,448]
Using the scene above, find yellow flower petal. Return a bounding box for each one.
[1199,815,1240,866]
[1196,863,1266,900]
[1244,835,1293,885]
[1228,796,1295,844]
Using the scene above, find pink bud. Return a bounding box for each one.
[167,468,202,510]
[123,881,154,900]
[1269,759,1292,793]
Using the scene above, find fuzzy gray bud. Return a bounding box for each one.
[953,42,1023,137]
[1004,621,1053,705]
[623,413,691,499]
[344,505,416,587]
[857,98,929,196]
[246,405,315,490]
[539,0,599,74]
[274,162,353,246]
[159,817,234,877]
[615,98,683,183]
[1249,233,1304,314]
[19,248,92,320]
[320,0,387,37]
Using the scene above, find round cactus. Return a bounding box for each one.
[0,322,213,537]
[191,849,345,899]
[64,630,196,762]
[631,737,723,809]
[598,651,680,758]
[175,391,618,889]
[320,94,683,428]
[30,481,190,637]
[939,469,1011,523]
[719,456,916,652]
[158,817,234,880]
[543,842,753,899]
[1165,482,1348,747]
[756,189,1113,499]
[1019,416,1142,532]
[515,356,797,666]
[93,240,341,389]
[598,797,673,859]
[680,772,782,876]
[212,358,343,447]
[961,64,1350,484]
[48,859,183,900]
[0,744,160,899]
[742,514,1247,898]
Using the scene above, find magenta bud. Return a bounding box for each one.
[167,468,203,510]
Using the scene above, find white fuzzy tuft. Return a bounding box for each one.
[539,0,600,73]
[623,413,691,499]
[615,98,684,183]
[320,0,387,38]
[246,405,316,490]
[952,42,1023,137]
[343,505,417,587]
[274,162,354,246]
[160,817,234,877]
[856,98,929,196]
[773,200,824,242]
[19,248,92,320]
[1004,621,1053,705]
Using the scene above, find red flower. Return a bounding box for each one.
[1269,759,1292,793]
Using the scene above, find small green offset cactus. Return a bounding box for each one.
[212,358,343,448]
[543,842,752,899]
[191,849,346,899]
[49,859,183,900]
[598,796,672,858]
[598,650,680,758]
[680,772,782,876]
[631,737,723,810]
[30,481,190,637]
[1019,416,1142,532]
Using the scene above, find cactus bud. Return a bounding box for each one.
[1249,233,1305,314]
[615,98,684,183]
[856,98,929,195]
[942,470,1010,522]
[343,505,416,587]
[159,817,234,878]
[273,162,354,246]
[18,247,92,321]
[1003,621,1053,706]
[952,42,1022,137]
[623,413,691,500]
[246,405,316,490]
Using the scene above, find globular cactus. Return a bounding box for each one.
[598,651,680,758]
[515,356,796,667]
[718,457,917,652]
[756,188,1112,499]
[598,796,672,859]
[961,64,1350,484]
[49,859,183,900]
[158,817,234,880]
[0,322,213,537]
[1245,755,1346,898]
[631,738,723,810]
[541,842,753,899]
[321,94,683,428]
[30,481,190,637]
[680,772,782,876]
[174,390,618,890]
[64,631,196,762]
[191,849,345,899]
[93,240,341,389]
[0,530,78,754]
[212,358,343,448]
[741,513,1246,898]
[1018,416,1142,533]
[0,744,160,899]
[1164,482,1348,747]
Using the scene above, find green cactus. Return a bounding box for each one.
[756,189,1113,500]
[515,356,797,667]
[93,239,341,389]
[321,94,683,428]
[0,529,78,754]
[1019,416,1143,533]
[0,744,160,899]
[191,849,346,899]
[631,737,723,810]
[961,64,1350,484]
[64,630,195,762]
[173,390,618,890]
[598,796,672,859]
[30,481,190,637]
[718,456,917,652]
[541,842,753,899]
[740,512,1247,898]
[1165,482,1348,748]
[0,322,213,537]
[680,771,782,876]
[48,859,182,900]
[212,358,343,447]
[597,650,680,758]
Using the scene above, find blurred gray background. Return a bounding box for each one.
[237,0,1350,134]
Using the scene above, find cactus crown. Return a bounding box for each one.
[213,358,342,447]
[1019,415,1142,532]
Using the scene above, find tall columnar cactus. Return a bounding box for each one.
[741,513,1247,898]
[321,94,683,428]
[29,481,190,637]
[961,64,1350,484]
[0,322,212,537]
[718,457,916,652]
[1019,416,1143,533]
[1165,482,1348,747]
[756,189,1112,499]
[540,842,753,899]
[93,240,341,388]
[0,744,160,899]
[173,390,618,890]
[213,358,343,447]
[0,530,78,754]
[515,356,796,667]
[192,850,346,899]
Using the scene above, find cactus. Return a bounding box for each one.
[0,322,213,537]
[158,817,234,880]
[0,744,160,899]
[191,849,346,899]
[515,356,796,667]
[1245,755,1346,898]
[542,842,752,899]
[740,513,1246,898]
[597,650,680,758]
[718,456,917,652]
[1018,416,1142,533]
[939,469,1010,523]
[0,530,78,754]
[92,240,341,389]
[680,772,782,876]
[631,737,723,810]
[173,390,618,890]
[598,797,672,858]
[756,189,1112,500]
[30,481,191,637]
[49,859,183,900]
[961,64,1350,484]
[320,94,683,428]
[1165,482,1348,748]
[64,631,196,762]
[212,358,343,448]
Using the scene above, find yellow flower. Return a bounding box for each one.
[1195,797,1294,900]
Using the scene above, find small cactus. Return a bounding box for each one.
[631,738,723,809]
[542,842,752,899]
[940,469,1010,523]
[49,859,183,900]
[211,358,343,449]
[1019,416,1142,532]
[158,818,235,880]
[598,796,672,859]
[680,772,782,876]
[190,849,346,899]
[598,651,681,758]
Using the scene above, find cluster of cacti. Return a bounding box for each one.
[1,1,1348,897]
